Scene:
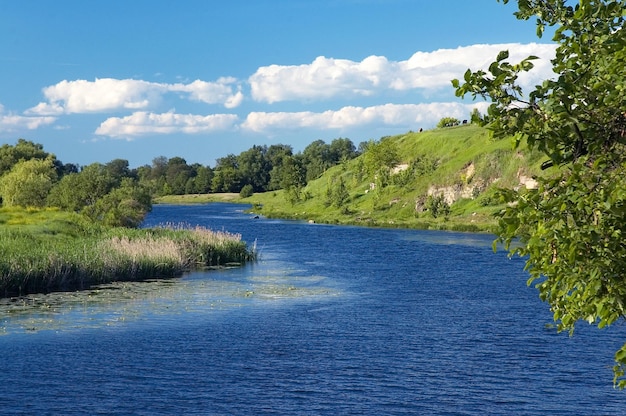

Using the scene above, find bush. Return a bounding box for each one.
[437,117,460,128]
[239,184,254,198]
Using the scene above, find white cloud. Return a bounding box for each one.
[0,103,57,133]
[26,77,243,115]
[242,102,490,134]
[168,77,243,107]
[249,43,557,103]
[95,111,239,139]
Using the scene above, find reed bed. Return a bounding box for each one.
[0,224,256,297]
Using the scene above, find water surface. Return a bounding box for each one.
[0,203,623,414]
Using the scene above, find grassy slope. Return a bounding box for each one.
[155,125,547,232]
[247,125,546,232]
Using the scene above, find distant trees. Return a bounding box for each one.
[437,117,460,128]
[0,140,151,228]
[0,135,360,223]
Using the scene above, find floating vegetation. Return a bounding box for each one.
[0,270,340,335]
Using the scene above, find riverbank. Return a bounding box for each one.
[0,207,256,297]
[154,193,501,233]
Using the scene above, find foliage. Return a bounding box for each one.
[325,175,349,208]
[426,194,450,219]
[0,158,57,207]
[453,0,626,387]
[437,117,460,128]
[82,178,152,227]
[362,137,401,180]
[0,139,52,176]
[301,138,357,181]
[239,184,254,198]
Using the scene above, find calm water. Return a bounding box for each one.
[0,203,624,415]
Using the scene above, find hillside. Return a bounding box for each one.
[243,124,547,232]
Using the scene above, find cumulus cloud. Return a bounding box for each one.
[95,111,239,139]
[242,102,490,134]
[0,103,57,133]
[249,43,557,103]
[27,77,243,115]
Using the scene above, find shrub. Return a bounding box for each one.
[239,184,254,198]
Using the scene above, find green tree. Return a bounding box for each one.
[0,158,57,207]
[239,184,254,198]
[329,137,358,163]
[362,138,401,182]
[47,163,117,211]
[212,154,240,192]
[326,175,349,208]
[280,155,306,205]
[82,178,152,227]
[267,144,294,191]
[453,0,626,387]
[302,139,332,181]
[238,145,270,192]
[192,165,213,194]
[104,158,135,186]
[166,157,192,195]
[436,117,460,128]
[0,139,51,176]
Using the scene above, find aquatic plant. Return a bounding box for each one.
[0,217,256,297]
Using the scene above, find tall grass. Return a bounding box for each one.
[0,216,256,297]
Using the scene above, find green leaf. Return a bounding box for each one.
[496,50,510,62]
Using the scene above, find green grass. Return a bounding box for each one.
[151,125,549,233]
[244,125,548,232]
[0,207,256,297]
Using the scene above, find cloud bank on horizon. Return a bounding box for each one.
[1,42,556,143]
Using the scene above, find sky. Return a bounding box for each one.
[0,0,558,169]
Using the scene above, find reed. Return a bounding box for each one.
[0,218,256,297]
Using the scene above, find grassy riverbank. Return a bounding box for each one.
[156,125,547,233]
[0,207,255,297]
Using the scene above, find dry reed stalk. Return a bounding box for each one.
[103,236,186,264]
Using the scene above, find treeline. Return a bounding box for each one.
[0,137,361,227]
[137,137,360,197]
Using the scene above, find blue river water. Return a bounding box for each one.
[0,202,624,415]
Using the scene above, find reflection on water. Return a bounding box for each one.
[0,269,340,335]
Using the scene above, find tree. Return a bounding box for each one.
[0,158,57,207]
[0,139,51,176]
[453,0,626,387]
[82,178,151,227]
[267,144,294,191]
[436,117,460,128]
[280,155,307,205]
[238,145,270,192]
[212,154,240,192]
[302,139,332,181]
[165,157,192,195]
[329,138,358,163]
[362,138,401,179]
[191,165,213,194]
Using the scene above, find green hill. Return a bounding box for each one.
[245,124,547,232]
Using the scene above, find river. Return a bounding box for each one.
[0,203,624,415]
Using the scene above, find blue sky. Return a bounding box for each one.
[0,0,557,168]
